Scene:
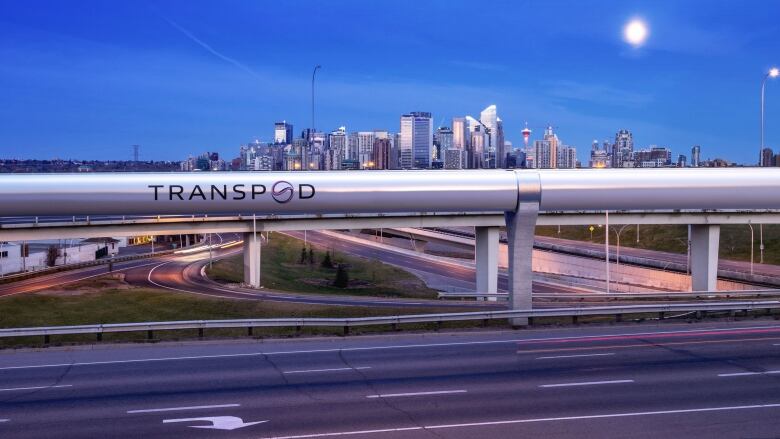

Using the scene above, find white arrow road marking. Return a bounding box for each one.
[163,416,267,430]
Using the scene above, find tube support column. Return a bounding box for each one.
[690,224,720,291]
[475,226,499,300]
[243,232,261,288]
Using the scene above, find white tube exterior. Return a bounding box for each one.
[0,168,779,216]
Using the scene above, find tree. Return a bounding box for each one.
[321,251,334,269]
[308,248,315,265]
[333,264,349,288]
[46,246,59,267]
[299,246,307,264]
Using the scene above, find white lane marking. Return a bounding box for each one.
[127,404,240,414]
[0,419,7,423]
[718,370,780,377]
[0,384,72,392]
[257,402,780,439]
[540,380,634,388]
[536,353,615,360]
[146,261,254,301]
[4,324,780,371]
[366,390,467,399]
[284,367,371,374]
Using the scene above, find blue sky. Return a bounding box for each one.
[1,0,779,164]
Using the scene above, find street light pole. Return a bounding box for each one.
[613,224,631,269]
[748,223,755,274]
[760,67,779,166]
[310,64,322,168]
[605,210,610,294]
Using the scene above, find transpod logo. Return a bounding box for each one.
[271,180,294,203]
[148,182,315,202]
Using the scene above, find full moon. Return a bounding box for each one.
[624,19,648,46]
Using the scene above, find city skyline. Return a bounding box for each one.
[1,1,779,164]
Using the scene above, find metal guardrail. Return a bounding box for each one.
[2,301,780,343]
[438,290,780,300]
[0,248,177,284]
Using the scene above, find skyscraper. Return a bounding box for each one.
[589,140,610,168]
[372,138,391,169]
[557,145,577,168]
[471,125,488,168]
[465,115,480,168]
[355,131,376,168]
[452,117,468,153]
[534,125,559,169]
[611,129,634,168]
[399,112,433,169]
[434,126,453,161]
[691,145,701,167]
[496,118,505,168]
[761,147,774,167]
[274,121,293,145]
[480,105,498,168]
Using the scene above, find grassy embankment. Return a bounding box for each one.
[206,232,437,299]
[0,276,483,348]
[536,224,780,265]
[0,233,461,348]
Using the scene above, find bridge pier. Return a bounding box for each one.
[475,226,499,300]
[505,201,540,326]
[690,224,720,291]
[243,232,261,288]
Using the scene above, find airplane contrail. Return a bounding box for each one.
[164,17,262,79]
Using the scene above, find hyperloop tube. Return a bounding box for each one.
[0,170,520,216]
[1,168,780,217]
[536,168,780,211]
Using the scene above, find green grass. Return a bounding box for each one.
[535,224,780,265]
[207,233,438,299]
[0,285,477,348]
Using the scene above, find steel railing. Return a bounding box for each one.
[438,289,780,301]
[2,301,779,343]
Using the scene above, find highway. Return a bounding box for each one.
[2,320,780,438]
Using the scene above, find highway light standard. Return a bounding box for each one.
[748,222,755,275]
[760,67,779,166]
[612,224,632,270]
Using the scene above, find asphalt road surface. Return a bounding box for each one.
[2,320,780,438]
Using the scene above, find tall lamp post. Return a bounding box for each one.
[760,67,779,166]
[612,224,632,269]
[748,223,755,275]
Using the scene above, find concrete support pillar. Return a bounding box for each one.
[475,226,499,299]
[184,235,190,247]
[243,232,261,288]
[690,224,720,291]
[505,201,539,326]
